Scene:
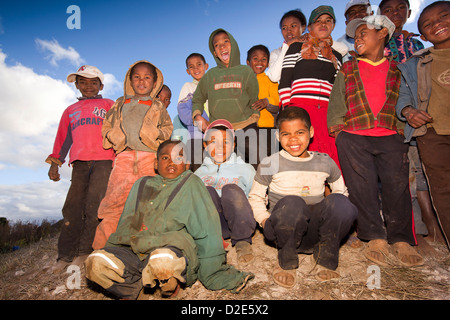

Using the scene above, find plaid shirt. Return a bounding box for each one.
[328,52,403,135]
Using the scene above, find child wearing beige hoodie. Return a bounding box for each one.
[92,60,173,250]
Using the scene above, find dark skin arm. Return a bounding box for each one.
[401,106,433,128]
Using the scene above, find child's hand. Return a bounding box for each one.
[48,162,61,182]
[252,98,269,111]
[286,36,302,46]
[402,107,433,128]
[194,115,210,132]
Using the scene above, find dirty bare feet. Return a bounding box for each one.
[416,235,444,259]
[50,259,70,273]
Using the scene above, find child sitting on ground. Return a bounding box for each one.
[248,107,357,287]
[194,119,256,264]
[85,140,254,299]
[328,15,424,267]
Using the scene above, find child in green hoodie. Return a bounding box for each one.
[192,29,263,168]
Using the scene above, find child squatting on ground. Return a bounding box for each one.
[84,140,254,299]
[327,14,424,267]
[92,60,173,250]
[194,119,257,264]
[46,65,115,272]
[248,107,358,288]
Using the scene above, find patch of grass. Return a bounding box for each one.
[0,218,61,253]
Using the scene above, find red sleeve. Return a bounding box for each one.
[46,106,73,165]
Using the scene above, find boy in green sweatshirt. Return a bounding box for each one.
[85,140,253,299]
[192,29,264,168]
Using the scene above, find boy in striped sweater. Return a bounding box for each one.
[248,107,357,287]
[279,6,342,168]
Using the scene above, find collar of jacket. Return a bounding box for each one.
[78,95,103,100]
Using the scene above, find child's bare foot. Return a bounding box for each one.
[272,266,296,288]
[416,235,444,259]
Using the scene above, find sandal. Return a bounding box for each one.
[392,242,424,267]
[364,239,390,267]
[272,266,296,288]
[235,241,254,264]
[309,255,340,282]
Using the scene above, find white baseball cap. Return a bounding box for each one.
[346,14,395,39]
[67,65,105,83]
[345,0,371,15]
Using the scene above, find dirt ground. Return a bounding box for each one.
[0,229,449,301]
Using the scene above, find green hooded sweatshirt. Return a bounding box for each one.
[192,29,260,130]
[106,170,253,292]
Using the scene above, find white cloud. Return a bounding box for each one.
[0,180,69,222]
[35,38,85,67]
[0,49,77,169]
[406,0,426,26]
[101,73,122,98]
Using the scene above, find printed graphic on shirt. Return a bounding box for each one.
[93,106,107,118]
[70,107,107,130]
[438,69,450,87]
[214,82,242,90]
[201,176,239,190]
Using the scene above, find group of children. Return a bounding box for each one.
[46,0,450,298]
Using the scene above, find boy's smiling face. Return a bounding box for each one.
[155,143,190,179]
[277,118,314,158]
[247,49,269,75]
[75,76,103,98]
[419,4,450,49]
[354,24,388,57]
[186,56,209,81]
[213,32,232,67]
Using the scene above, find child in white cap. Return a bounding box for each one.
[46,65,115,272]
[328,15,424,268]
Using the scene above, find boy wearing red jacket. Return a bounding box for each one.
[46,65,115,272]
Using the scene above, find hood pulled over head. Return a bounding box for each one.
[123,60,164,98]
[208,29,241,68]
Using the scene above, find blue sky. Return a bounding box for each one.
[0,0,434,222]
